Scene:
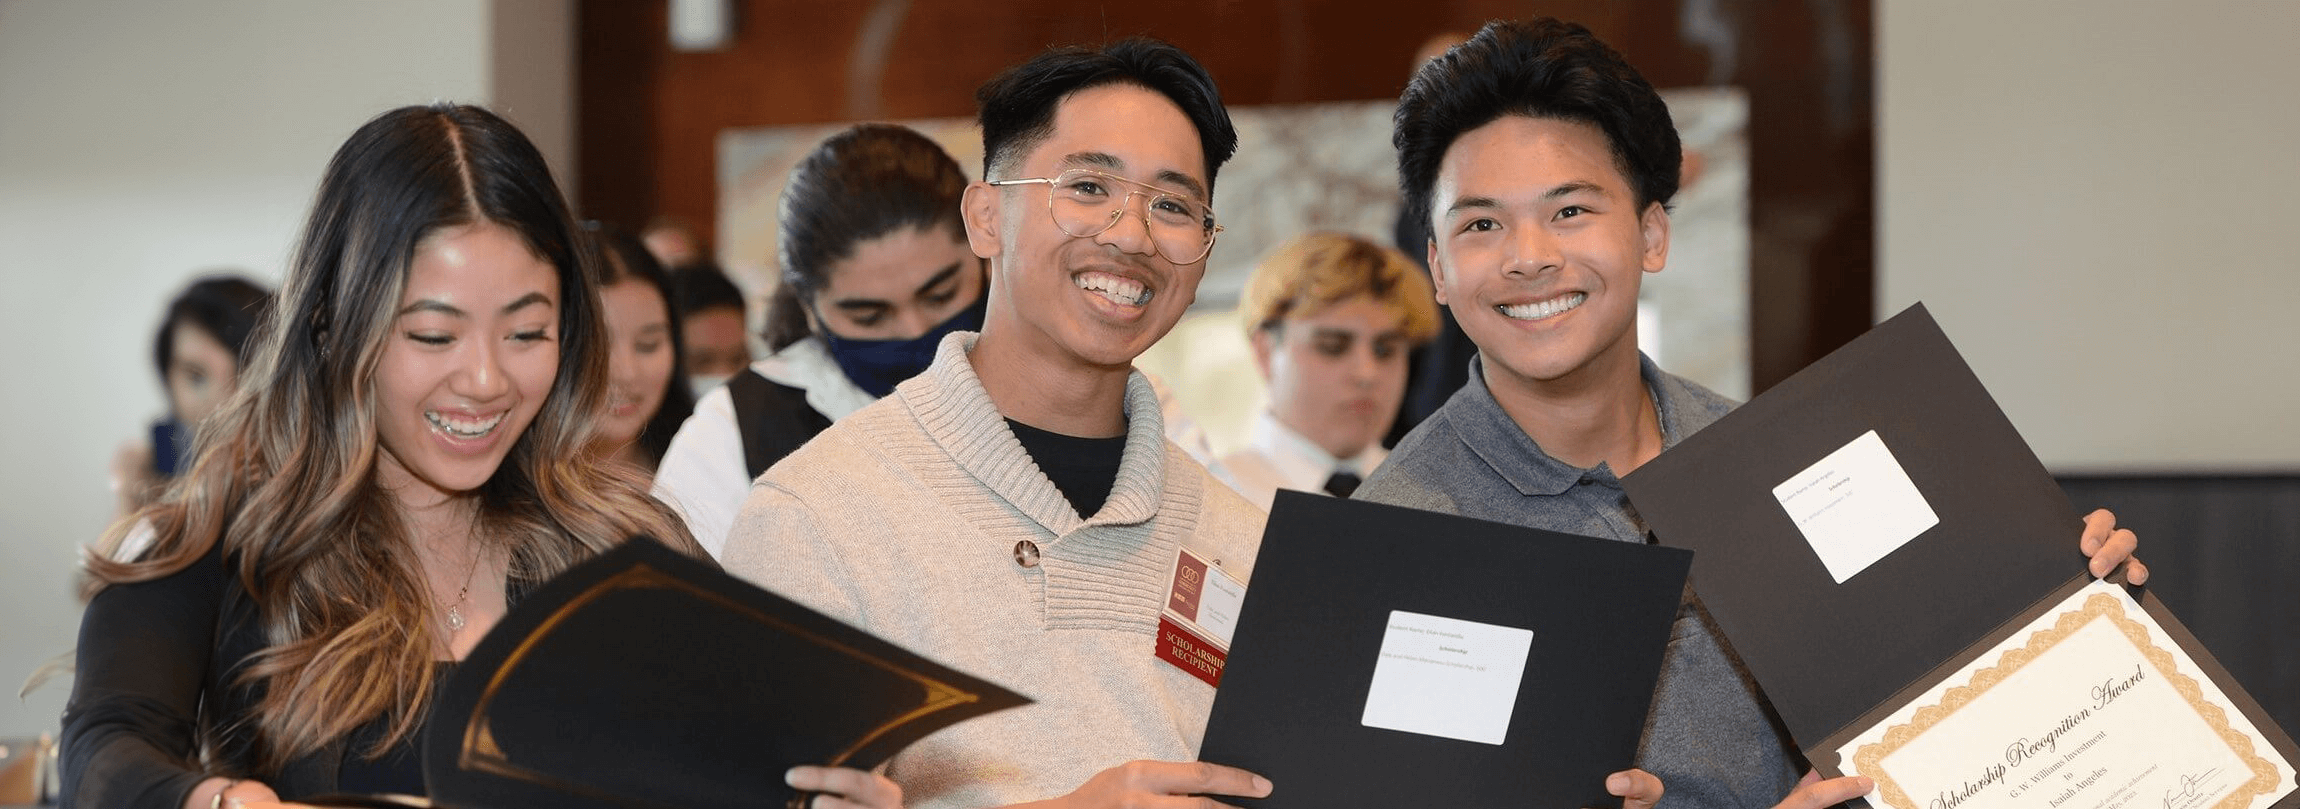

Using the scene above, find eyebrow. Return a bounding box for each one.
[1060,151,1209,202]
[1443,195,1503,217]
[912,262,963,297]
[830,262,965,312]
[397,291,554,318]
[1443,181,1614,218]
[1543,181,1610,201]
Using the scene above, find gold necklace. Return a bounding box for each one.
[442,517,484,633]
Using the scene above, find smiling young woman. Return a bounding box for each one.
[59,104,714,807]
[585,222,696,479]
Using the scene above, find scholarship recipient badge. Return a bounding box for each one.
[1155,546,1244,687]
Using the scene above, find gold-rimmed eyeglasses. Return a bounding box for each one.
[987,168,1223,264]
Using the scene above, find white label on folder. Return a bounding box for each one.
[1772,430,1939,583]
[1360,610,1534,745]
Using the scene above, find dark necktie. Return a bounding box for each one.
[1323,470,1362,498]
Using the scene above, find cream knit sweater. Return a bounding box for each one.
[722,333,1266,809]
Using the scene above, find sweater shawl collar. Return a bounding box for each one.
[899,332,1177,536]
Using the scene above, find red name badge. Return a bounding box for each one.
[1157,615,1227,687]
[1155,547,1244,687]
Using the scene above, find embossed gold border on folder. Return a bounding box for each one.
[451,563,987,800]
[1853,592,2280,809]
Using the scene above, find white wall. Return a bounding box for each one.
[1879,0,2300,473]
[0,0,572,740]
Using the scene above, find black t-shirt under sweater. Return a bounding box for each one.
[1006,418,1127,518]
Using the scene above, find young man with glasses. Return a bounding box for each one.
[724,35,1668,809]
[1358,18,2146,809]
[716,39,1274,809]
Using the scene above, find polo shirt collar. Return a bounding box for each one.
[1444,352,1693,497]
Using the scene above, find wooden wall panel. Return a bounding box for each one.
[577,0,1874,389]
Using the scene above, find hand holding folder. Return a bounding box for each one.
[1621,304,2297,809]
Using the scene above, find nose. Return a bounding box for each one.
[606,342,638,386]
[1092,192,1159,257]
[454,338,513,402]
[1348,344,1381,387]
[893,306,937,341]
[1507,222,1564,277]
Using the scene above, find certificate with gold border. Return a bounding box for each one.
[1620,305,2300,809]
[1836,579,2294,809]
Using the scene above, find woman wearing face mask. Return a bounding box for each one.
[110,275,273,518]
[586,222,697,481]
[60,104,901,809]
[653,124,987,558]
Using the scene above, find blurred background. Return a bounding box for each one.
[2,0,2292,756]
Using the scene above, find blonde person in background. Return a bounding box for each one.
[1216,232,1438,509]
[58,104,898,809]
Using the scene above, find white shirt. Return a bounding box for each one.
[651,337,873,558]
[1214,410,1386,511]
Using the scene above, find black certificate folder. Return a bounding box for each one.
[1619,304,2300,796]
[308,537,1029,809]
[1199,491,1692,808]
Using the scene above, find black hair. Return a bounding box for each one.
[587,222,697,466]
[974,36,1238,188]
[1394,18,1681,235]
[761,124,970,352]
[153,275,272,383]
[669,262,747,321]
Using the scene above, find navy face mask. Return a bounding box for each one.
[819,293,987,397]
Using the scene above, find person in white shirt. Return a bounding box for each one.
[1217,231,1438,509]
[651,124,985,558]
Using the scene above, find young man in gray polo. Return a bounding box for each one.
[1359,17,2146,809]
[722,33,1673,809]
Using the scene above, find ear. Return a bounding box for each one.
[800,297,826,338]
[1638,201,1671,274]
[962,182,1003,260]
[1248,325,1277,382]
[1425,238,1453,306]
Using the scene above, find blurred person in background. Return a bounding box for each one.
[1217,232,1437,509]
[640,215,704,270]
[110,275,273,518]
[654,123,985,558]
[669,262,754,397]
[585,222,697,482]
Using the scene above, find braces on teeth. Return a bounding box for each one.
[426,411,504,438]
[1076,274,1153,306]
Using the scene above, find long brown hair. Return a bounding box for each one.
[86,104,699,770]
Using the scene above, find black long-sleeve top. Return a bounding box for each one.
[59,545,428,806]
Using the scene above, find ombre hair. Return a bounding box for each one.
[86,103,699,771]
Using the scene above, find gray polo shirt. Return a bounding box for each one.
[1359,353,1801,809]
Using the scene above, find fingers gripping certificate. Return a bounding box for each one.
[1842,579,2295,809]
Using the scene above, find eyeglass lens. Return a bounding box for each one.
[1045,170,1215,263]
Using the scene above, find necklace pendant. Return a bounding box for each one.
[447,606,466,632]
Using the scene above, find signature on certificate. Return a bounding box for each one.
[2163,767,2223,809]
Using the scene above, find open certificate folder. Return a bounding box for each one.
[307,537,1029,809]
[1621,304,2299,809]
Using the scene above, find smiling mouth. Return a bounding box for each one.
[1498,292,1587,322]
[425,410,508,439]
[1075,271,1154,307]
